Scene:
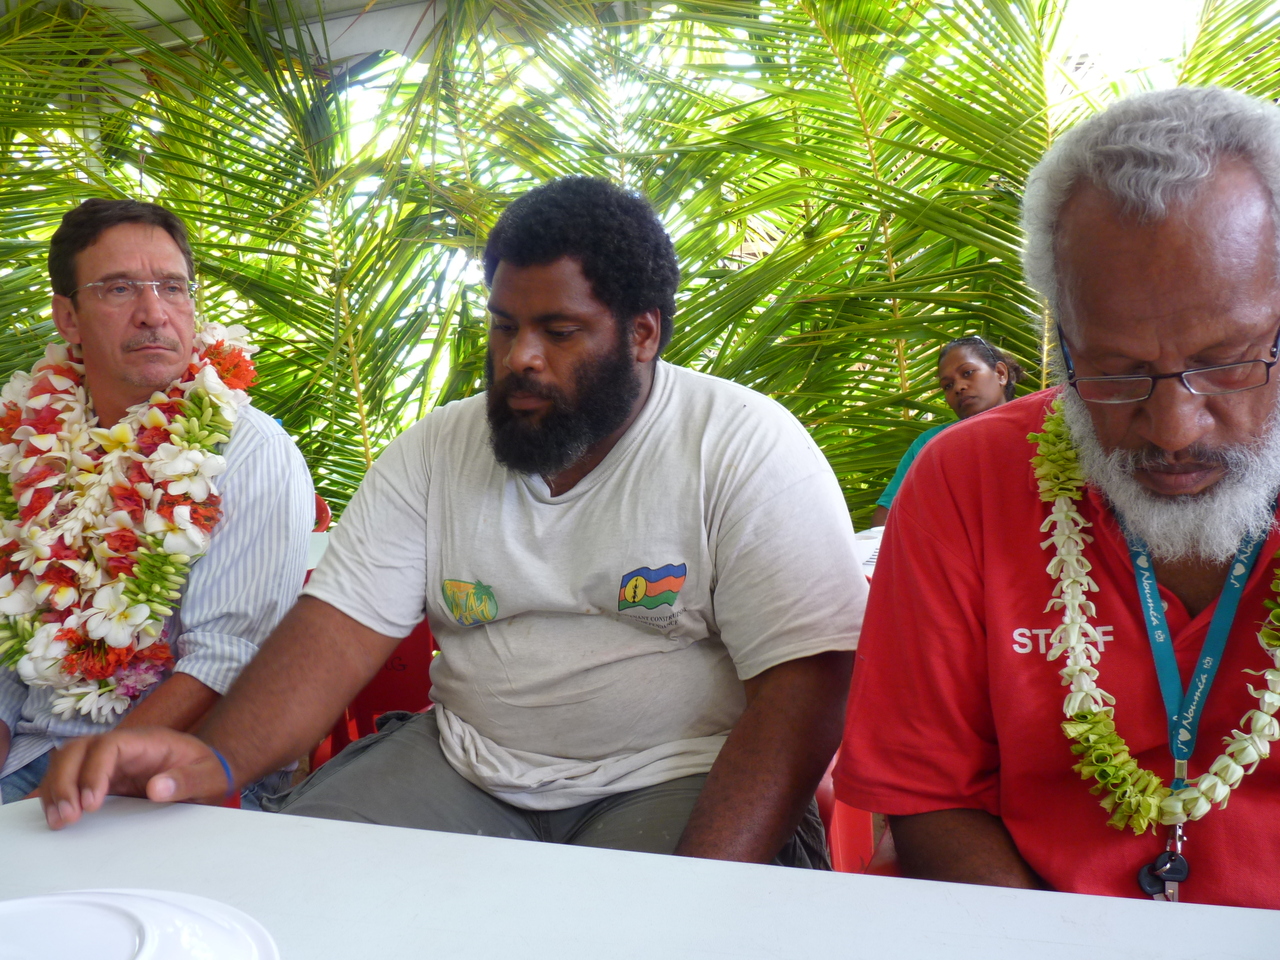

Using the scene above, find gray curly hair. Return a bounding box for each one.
[1021,86,1280,317]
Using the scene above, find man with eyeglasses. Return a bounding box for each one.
[0,198,312,805]
[836,86,1280,909]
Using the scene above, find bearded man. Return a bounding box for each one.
[836,86,1280,908]
[0,199,313,805]
[39,177,866,866]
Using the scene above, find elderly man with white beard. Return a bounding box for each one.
[835,86,1280,908]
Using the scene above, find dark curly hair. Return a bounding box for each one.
[938,336,1026,401]
[482,177,679,353]
[49,198,194,298]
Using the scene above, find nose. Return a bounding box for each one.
[131,284,169,325]
[502,326,546,375]
[1132,376,1215,454]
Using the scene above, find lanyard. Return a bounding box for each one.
[1123,525,1269,790]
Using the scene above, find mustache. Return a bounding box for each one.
[122,333,182,353]
[489,371,565,404]
[1113,443,1255,473]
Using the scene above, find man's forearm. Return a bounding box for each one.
[118,672,219,733]
[0,719,9,771]
[890,808,1048,888]
[674,650,853,862]
[193,596,401,787]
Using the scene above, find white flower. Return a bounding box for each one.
[187,363,244,418]
[32,574,78,611]
[15,623,70,686]
[1248,710,1280,740]
[1159,794,1189,824]
[147,444,224,502]
[87,422,137,453]
[11,528,55,573]
[194,322,257,356]
[50,681,130,723]
[1195,773,1232,805]
[143,505,208,557]
[1,369,31,406]
[1183,790,1213,820]
[1209,754,1246,787]
[83,583,151,648]
[0,572,36,615]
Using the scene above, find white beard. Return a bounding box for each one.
[1061,389,1280,563]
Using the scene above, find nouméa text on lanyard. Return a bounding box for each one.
[1122,517,1270,902]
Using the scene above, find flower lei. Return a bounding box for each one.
[0,324,257,723]
[1030,396,1280,835]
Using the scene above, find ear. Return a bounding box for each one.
[51,295,84,345]
[630,307,662,364]
[994,360,1009,385]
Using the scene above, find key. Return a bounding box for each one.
[1138,852,1189,899]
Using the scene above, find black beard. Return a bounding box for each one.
[485,334,641,476]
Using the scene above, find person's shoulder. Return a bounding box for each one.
[903,389,1059,503]
[923,389,1059,457]
[662,362,808,436]
[228,403,285,444]
[374,392,488,466]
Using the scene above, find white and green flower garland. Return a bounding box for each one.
[0,323,257,723]
[1031,396,1280,834]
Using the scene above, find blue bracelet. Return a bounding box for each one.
[209,746,236,798]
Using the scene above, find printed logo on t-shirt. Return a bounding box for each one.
[442,578,498,626]
[618,563,687,611]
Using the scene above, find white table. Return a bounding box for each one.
[2,798,1277,959]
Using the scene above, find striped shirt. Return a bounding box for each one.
[0,405,313,778]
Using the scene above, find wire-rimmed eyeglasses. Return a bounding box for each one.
[1057,322,1280,404]
[71,279,198,305]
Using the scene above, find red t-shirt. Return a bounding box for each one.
[835,389,1280,907]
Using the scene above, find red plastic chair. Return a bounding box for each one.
[822,748,899,874]
[309,618,437,769]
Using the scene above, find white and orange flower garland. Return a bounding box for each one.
[0,324,257,722]
[1030,396,1280,835]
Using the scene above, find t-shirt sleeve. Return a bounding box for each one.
[302,418,431,638]
[711,418,867,680]
[834,442,1000,816]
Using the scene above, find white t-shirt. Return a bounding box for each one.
[304,361,866,809]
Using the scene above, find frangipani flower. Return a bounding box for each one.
[0,370,31,406]
[16,622,71,686]
[84,583,151,648]
[51,681,130,723]
[194,322,257,356]
[87,422,137,454]
[0,572,36,615]
[143,505,208,556]
[147,444,224,502]
[187,363,244,419]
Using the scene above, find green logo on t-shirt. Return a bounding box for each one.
[442,579,498,626]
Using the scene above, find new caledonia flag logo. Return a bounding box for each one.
[618,563,687,611]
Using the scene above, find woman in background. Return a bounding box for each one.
[869,336,1025,527]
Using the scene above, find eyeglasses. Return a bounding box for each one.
[1057,322,1280,404]
[72,279,198,305]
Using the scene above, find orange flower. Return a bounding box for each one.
[104,528,140,554]
[202,341,257,391]
[0,403,20,444]
[110,484,146,523]
[136,426,169,456]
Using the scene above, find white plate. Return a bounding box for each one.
[0,888,279,960]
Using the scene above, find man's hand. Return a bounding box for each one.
[39,727,231,829]
[35,597,398,829]
[674,649,852,862]
[889,808,1048,888]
